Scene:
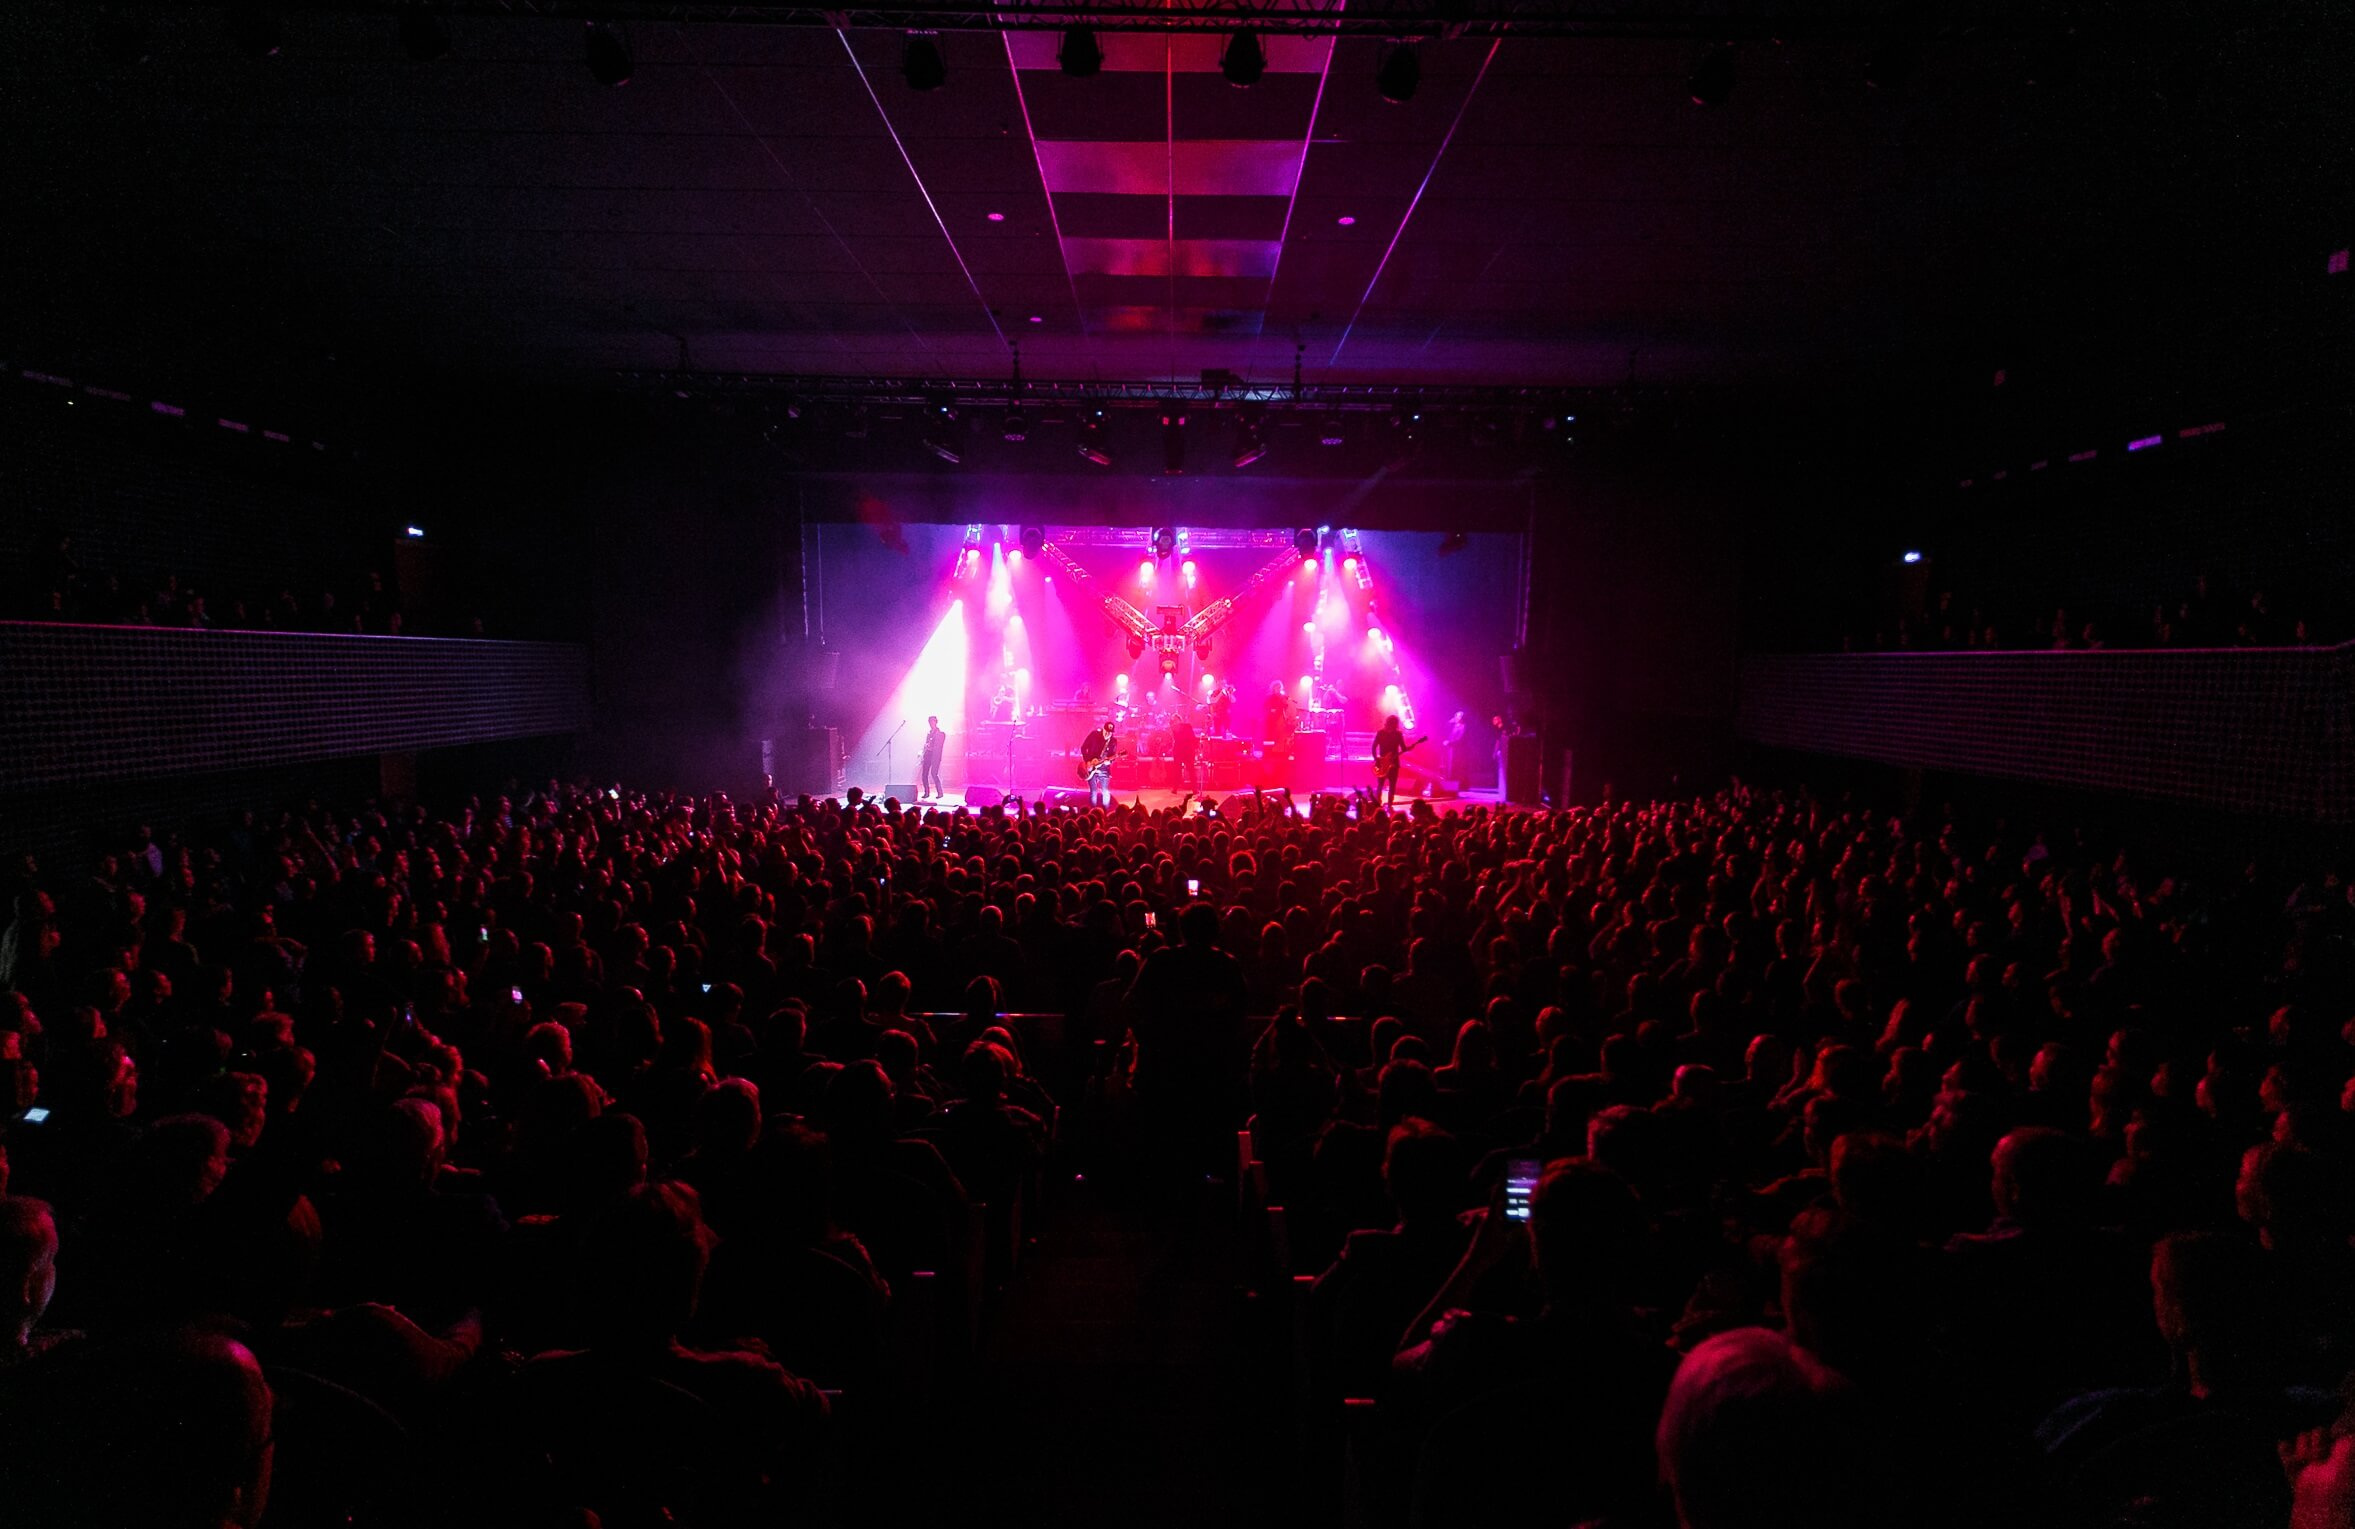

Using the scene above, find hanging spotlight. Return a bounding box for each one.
[95,11,152,65]
[1077,414,1113,466]
[903,34,946,91]
[1865,27,1920,91]
[1232,414,1267,468]
[1194,636,1213,664]
[228,5,284,59]
[584,20,631,85]
[1162,413,1189,475]
[1002,405,1028,443]
[1293,527,1319,557]
[1153,526,1178,562]
[399,7,452,61]
[1125,633,1147,661]
[1376,44,1421,103]
[1688,43,1735,106]
[1160,651,1181,675]
[1020,525,1046,557]
[1319,414,1346,447]
[1221,28,1266,87]
[1059,25,1103,78]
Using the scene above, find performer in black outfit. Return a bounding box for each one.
[1263,681,1295,748]
[919,715,947,801]
[1210,683,1235,737]
[1371,715,1408,809]
[1079,720,1116,807]
[1170,714,1200,793]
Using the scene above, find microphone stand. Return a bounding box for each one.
[881,718,908,791]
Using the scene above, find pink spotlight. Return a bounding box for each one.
[1337,215,1356,226]
[1139,559,1156,582]
[1007,548,1023,566]
[986,211,1006,223]
[1298,560,1316,580]
[1343,556,1358,573]
[1303,621,1316,634]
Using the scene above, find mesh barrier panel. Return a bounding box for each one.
[1737,645,2355,822]
[0,622,591,792]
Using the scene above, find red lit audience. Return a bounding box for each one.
[2,779,2353,1526]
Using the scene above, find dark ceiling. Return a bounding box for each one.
[3,2,2347,399]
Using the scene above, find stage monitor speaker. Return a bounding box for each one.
[964,785,1004,809]
[883,783,918,803]
[1210,760,1241,791]
[1502,734,1541,804]
[1040,788,1089,810]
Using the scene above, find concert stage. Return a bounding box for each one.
[806,523,1522,806]
[864,786,1511,818]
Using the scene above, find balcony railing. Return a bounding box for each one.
[1736,642,2355,821]
[0,621,591,792]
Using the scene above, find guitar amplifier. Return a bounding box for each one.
[1210,759,1241,790]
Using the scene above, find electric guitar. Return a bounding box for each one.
[1373,735,1430,781]
[1077,745,1127,783]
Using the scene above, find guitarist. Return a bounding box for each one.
[1079,719,1119,808]
[1371,714,1427,809]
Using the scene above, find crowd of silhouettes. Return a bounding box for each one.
[3,778,2355,1527]
[1849,570,2333,653]
[12,527,485,637]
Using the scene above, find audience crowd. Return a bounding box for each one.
[3,778,2355,1527]
[1850,570,2334,653]
[11,527,483,637]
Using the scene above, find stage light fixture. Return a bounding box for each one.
[1126,634,1146,661]
[1377,43,1421,103]
[903,34,946,91]
[1059,25,1103,77]
[1293,527,1319,556]
[1688,43,1735,106]
[1162,413,1188,475]
[1153,526,1177,561]
[228,5,284,58]
[1002,406,1028,443]
[1181,559,1199,586]
[1160,652,1180,675]
[1221,28,1266,87]
[923,436,961,464]
[1319,414,1346,447]
[1139,559,1156,582]
[1020,525,1046,557]
[405,524,426,539]
[1077,415,1113,466]
[96,13,152,65]
[584,20,631,85]
[1902,549,1924,564]
[399,8,452,61]
[1232,415,1267,468]
[1195,637,1213,663]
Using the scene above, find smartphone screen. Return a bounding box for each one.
[509,986,525,1005]
[1144,911,1157,929]
[1186,878,1201,897]
[700,982,713,995]
[21,1106,49,1124]
[1504,1158,1541,1222]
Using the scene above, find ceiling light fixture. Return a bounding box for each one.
[1221,28,1265,87]
[399,7,452,61]
[1319,414,1345,446]
[1059,25,1103,77]
[1232,414,1268,468]
[1376,43,1421,103]
[1688,43,1735,106]
[584,20,631,85]
[903,34,946,91]
[228,5,284,59]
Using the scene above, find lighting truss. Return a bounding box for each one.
[1037,526,1292,551]
[1040,539,1303,659]
[629,371,1606,417]
[295,2,1906,42]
